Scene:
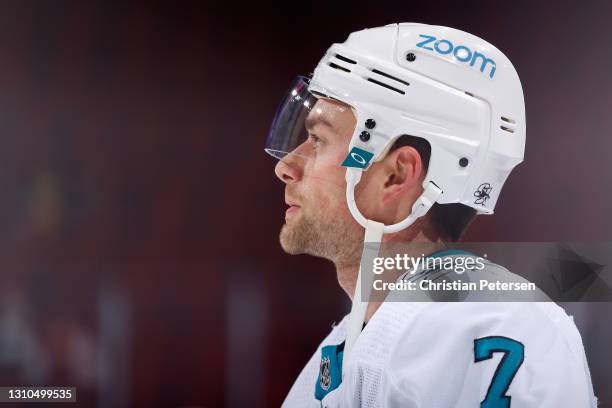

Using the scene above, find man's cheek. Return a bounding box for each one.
[311,154,348,186]
[321,190,349,217]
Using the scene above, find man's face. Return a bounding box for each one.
[274,98,364,265]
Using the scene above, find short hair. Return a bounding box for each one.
[389,135,477,242]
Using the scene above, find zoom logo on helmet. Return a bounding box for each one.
[416,34,497,79]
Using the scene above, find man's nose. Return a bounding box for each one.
[274,155,303,184]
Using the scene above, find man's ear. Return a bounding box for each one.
[381,145,424,205]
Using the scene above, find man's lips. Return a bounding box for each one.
[285,200,301,219]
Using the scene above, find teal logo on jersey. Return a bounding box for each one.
[341,147,374,169]
[315,342,344,401]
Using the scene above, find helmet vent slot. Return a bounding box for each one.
[500,116,516,133]
[335,53,357,64]
[371,69,410,86]
[328,62,351,73]
[366,78,405,94]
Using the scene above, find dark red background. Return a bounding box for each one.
[0,1,610,407]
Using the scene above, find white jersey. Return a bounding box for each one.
[283,262,597,407]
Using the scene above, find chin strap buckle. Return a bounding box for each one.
[411,182,443,219]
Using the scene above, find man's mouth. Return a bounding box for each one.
[285,200,301,219]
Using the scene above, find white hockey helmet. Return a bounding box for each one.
[266,22,525,233]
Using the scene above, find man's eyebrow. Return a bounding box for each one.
[305,115,335,132]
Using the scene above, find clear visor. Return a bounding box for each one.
[265,76,355,162]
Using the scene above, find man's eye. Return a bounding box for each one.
[309,135,322,146]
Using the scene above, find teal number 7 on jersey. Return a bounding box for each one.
[474,336,525,408]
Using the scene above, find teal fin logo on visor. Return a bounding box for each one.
[341,147,374,169]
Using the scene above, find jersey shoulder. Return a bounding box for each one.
[373,301,597,407]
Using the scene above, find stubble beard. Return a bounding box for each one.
[279,206,363,267]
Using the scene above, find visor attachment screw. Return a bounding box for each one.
[406,52,416,62]
[365,119,376,129]
[459,157,469,167]
[359,131,371,142]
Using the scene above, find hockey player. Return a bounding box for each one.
[265,23,597,407]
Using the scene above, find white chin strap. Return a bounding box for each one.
[342,168,442,376]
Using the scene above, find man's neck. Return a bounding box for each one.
[335,226,447,322]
